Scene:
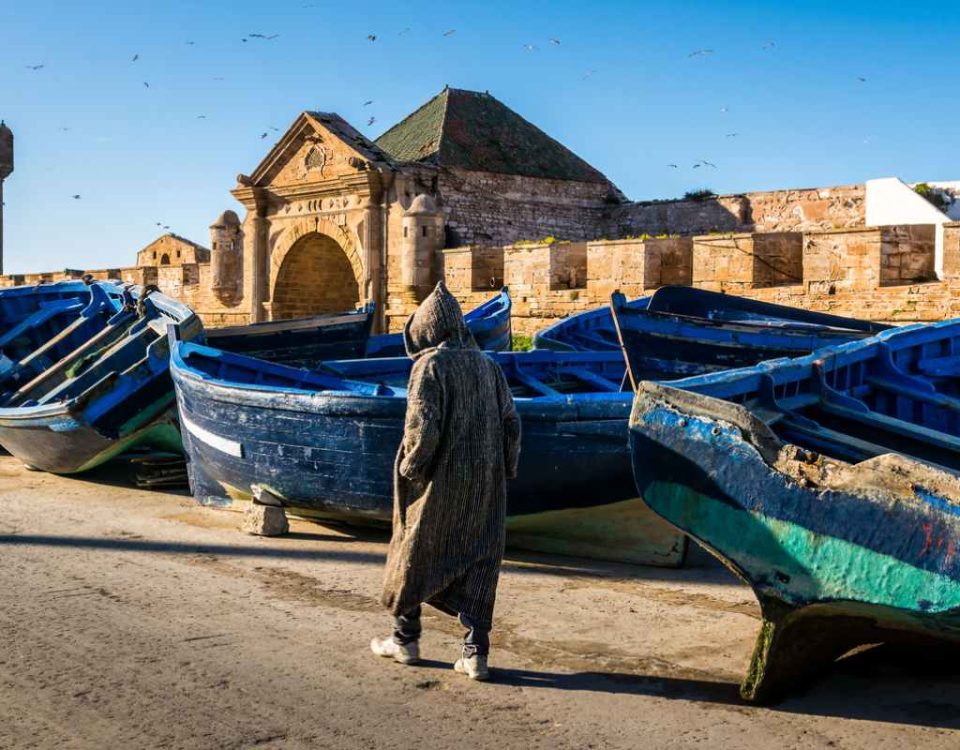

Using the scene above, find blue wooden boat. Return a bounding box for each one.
[534,285,886,352]
[629,320,960,703]
[611,289,891,388]
[206,306,375,367]
[365,287,512,356]
[0,283,201,473]
[204,288,510,366]
[170,340,686,565]
[0,279,123,331]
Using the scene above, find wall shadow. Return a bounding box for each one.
[0,534,385,565]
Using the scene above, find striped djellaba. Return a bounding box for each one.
[381,281,521,629]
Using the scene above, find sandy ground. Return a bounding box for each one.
[0,457,957,749]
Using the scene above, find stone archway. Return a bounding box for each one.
[270,231,361,319]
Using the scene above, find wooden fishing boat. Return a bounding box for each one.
[534,285,886,352]
[206,306,375,367]
[0,283,201,473]
[0,279,124,330]
[203,288,511,366]
[628,320,960,704]
[365,287,512,356]
[170,340,686,566]
[611,288,890,388]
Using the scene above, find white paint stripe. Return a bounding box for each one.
[181,415,243,458]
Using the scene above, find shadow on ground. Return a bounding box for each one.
[467,643,960,729]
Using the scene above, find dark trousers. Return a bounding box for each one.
[392,606,491,657]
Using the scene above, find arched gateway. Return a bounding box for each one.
[268,219,365,320]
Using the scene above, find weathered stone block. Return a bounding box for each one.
[242,503,289,537]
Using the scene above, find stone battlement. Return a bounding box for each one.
[4,222,958,338]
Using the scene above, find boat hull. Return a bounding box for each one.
[0,285,200,473]
[172,358,686,565]
[0,405,182,474]
[629,382,960,702]
[206,308,374,367]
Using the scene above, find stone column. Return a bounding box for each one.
[360,197,380,307]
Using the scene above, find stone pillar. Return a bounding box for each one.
[401,193,444,302]
[239,198,269,323]
[210,210,243,305]
[360,197,380,306]
[0,121,13,276]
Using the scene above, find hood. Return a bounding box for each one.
[403,281,477,359]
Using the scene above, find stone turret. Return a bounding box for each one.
[401,193,444,302]
[0,121,12,275]
[210,209,242,304]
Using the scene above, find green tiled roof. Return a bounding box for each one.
[375,88,610,184]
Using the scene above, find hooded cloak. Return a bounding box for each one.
[381,281,521,625]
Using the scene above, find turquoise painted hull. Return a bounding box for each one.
[629,372,960,703]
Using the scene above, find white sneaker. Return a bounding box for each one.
[370,636,420,665]
[454,655,490,681]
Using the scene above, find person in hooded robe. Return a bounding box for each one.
[371,281,521,681]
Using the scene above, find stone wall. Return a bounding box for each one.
[943,223,960,279]
[600,184,865,240]
[802,225,937,294]
[692,233,804,292]
[586,238,693,298]
[438,167,617,247]
[745,185,865,232]
[439,224,943,336]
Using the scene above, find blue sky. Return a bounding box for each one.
[1,0,957,272]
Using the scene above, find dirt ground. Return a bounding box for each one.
[0,457,957,749]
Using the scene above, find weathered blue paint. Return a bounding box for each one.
[628,318,960,703]
[534,285,886,352]
[0,279,126,330]
[365,288,512,356]
[0,283,201,473]
[171,344,639,522]
[611,289,886,389]
[206,305,375,367]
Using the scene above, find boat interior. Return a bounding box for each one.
[676,322,960,474]
[0,284,193,431]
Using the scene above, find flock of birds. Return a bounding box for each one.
[19,28,874,210]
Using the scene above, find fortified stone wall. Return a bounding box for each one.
[436,222,960,336]
[601,184,865,239]
[438,168,618,247]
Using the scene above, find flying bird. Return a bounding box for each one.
[260,132,268,139]
[398,27,411,35]
[58,126,70,132]
[186,41,195,45]
[213,76,225,80]
[71,194,81,200]
[522,44,537,52]
[143,81,150,88]
[132,53,139,62]
[725,132,739,137]
[688,49,714,58]
[25,64,44,70]
[269,126,279,131]
[762,41,776,50]
[719,106,729,113]
[666,164,678,168]
[550,38,561,46]
[443,29,456,37]
[857,76,867,82]
[196,115,207,119]
[367,116,376,126]
[249,33,279,39]
[363,100,373,106]
[582,69,597,80]
[697,160,717,168]
[367,34,377,42]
